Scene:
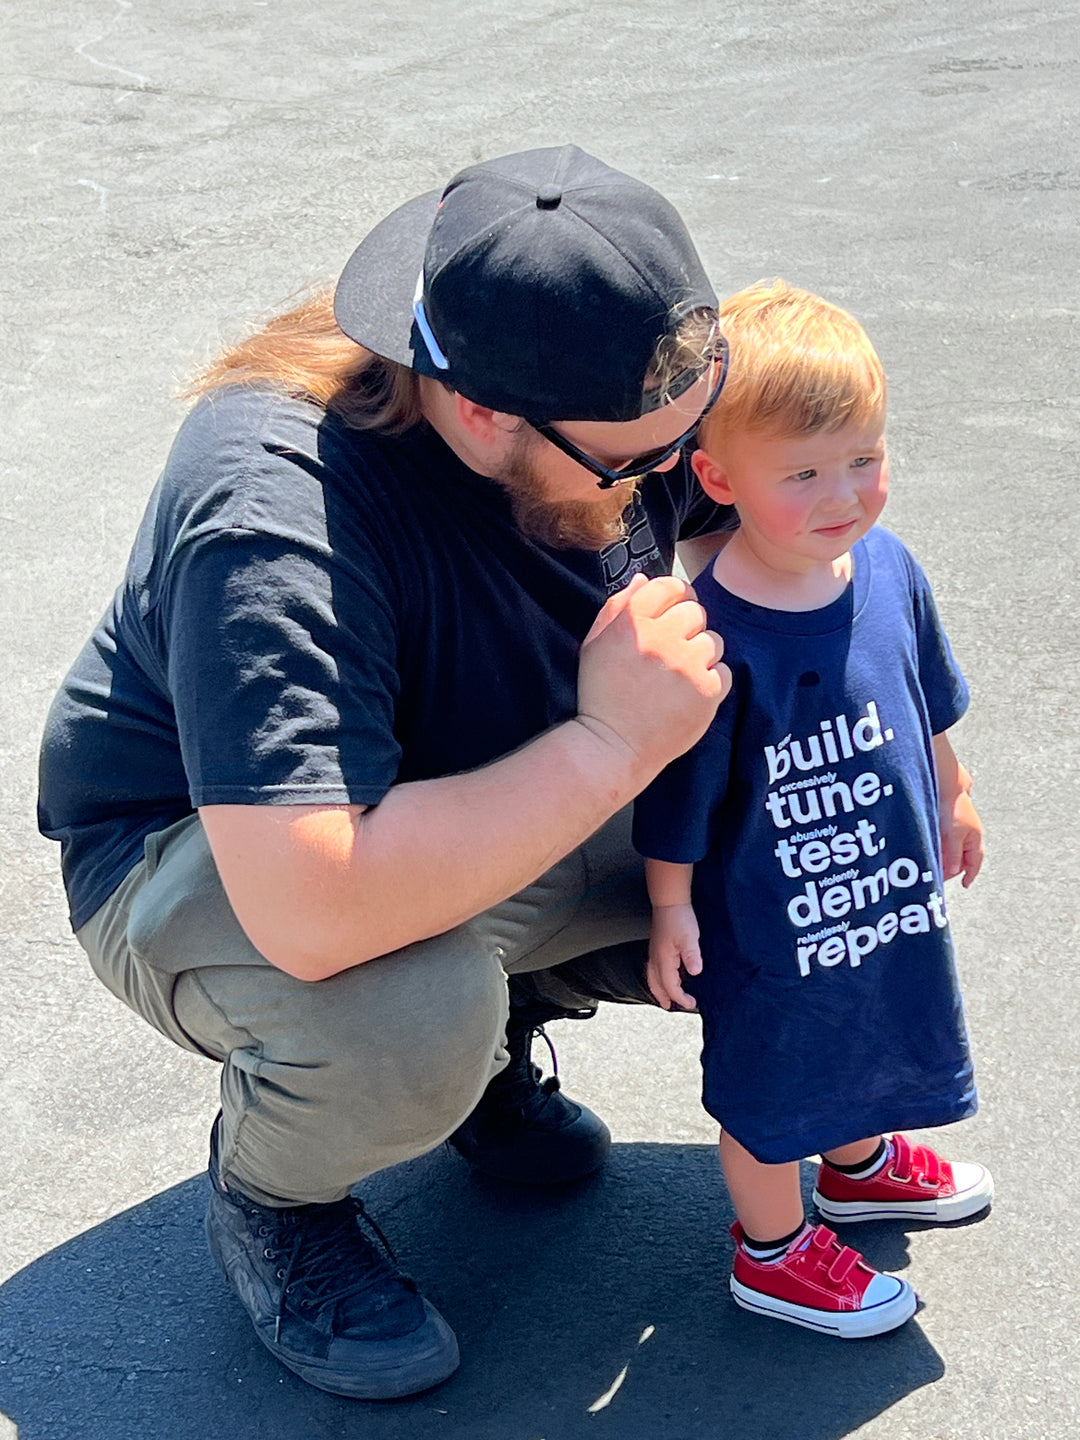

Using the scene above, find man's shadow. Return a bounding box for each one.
[0,1144,943,1440]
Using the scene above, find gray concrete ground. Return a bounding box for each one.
[1,1,1078,1436]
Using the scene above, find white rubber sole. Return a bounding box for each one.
[813,1161,994,1225]
[730,1273,918,1339]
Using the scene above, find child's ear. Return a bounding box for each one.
[691,447,736,505]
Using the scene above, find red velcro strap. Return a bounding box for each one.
[809,1226,836,1255]
[913,1142,943,1189]
[889,1133,914,1182]
[828,1246,860,1284]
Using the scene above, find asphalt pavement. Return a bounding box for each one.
[1,2,1078,1437]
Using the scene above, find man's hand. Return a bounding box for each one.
[576,574,731,785]
[647,903,703,1011]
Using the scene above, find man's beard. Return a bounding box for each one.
[495,434,639,551]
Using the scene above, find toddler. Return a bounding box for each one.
[633,281,992,1339]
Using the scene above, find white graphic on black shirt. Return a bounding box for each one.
[600,504,663,594]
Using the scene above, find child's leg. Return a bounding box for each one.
[719,1132,887,1238]
[720,1129,917,1338]
[821,1136,883,1169]
[719,1130,805,1245]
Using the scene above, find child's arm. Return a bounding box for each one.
[932,731,984,888]
[645,857,702,1011]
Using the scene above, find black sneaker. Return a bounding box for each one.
[205,1117,459,1398]
[448,980,611,1184]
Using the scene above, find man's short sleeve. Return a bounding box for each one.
[138,389,411,809]
[161,529,402,806]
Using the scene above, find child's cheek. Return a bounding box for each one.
[774,494,812,533]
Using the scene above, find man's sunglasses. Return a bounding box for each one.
[527,334,729,490]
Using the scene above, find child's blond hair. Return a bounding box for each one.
[701,280,886,454]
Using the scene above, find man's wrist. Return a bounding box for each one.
[565,714,652,802]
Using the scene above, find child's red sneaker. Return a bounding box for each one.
[813,1134,994,1224]
[729,1222,917,1339]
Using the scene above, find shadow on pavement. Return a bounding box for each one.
[0,1143,943,1440]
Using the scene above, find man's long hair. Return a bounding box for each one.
[185,289,423,434]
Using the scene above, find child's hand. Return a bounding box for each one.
[647,903,703,1011]
[941,785,984,888]
[932,736,984,888]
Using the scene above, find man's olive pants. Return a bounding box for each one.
[76,810,655,1207]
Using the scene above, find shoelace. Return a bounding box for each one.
[495,1023,562,1113]
[489,997,597,1118]
[249,1195,410,1344]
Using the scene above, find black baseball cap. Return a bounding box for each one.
[333,145,718,424]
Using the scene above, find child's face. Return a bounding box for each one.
[696,413,889,571]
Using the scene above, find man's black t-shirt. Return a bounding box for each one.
[38,386,728,931]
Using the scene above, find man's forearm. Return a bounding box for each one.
[202,717,647,980]
[203,573,730,980]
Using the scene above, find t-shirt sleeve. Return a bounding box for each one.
[908,555,970,734]
[632,713,734,863]
[159,527,403,807]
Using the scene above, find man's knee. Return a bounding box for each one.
[177,932,513,1200]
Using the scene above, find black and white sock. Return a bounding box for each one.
[741,1221,809,1263]
[825,1137,890,1181]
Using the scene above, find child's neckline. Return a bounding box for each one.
[702,535,872,633]
[711,539,853,613]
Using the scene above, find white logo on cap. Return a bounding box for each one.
[412,271,451,371]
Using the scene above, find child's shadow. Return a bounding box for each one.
[0,1145,943,1440]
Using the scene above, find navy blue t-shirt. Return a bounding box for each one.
[633,526,977,1162]
[38,386,727,931]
